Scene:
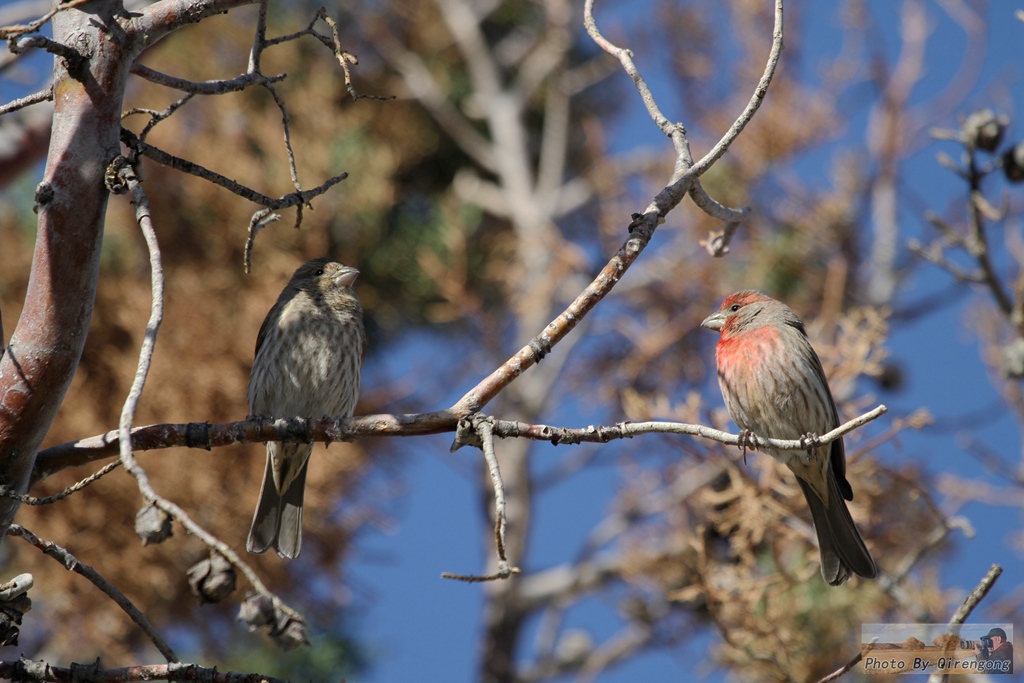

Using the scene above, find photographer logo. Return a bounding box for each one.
[861,624,1013,675]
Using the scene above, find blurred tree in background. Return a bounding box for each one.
[0,0,1020,682]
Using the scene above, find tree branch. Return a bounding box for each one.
[129,63,286,94]
[926,564,1003,683]
[944,563,1002,627]
[7,525,178,662]
[442,415,522,583]
[104,157,306,645]
[131,0,257,50]
[0,0,140,539]
[121,129,348,210]
[30,406,887,487]
[0,83,52,117]
[0,658,291,683]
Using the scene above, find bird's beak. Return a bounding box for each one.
[701,311,725,332]
[335,267,359,288]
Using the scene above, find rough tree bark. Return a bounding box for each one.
[0,0,127,533]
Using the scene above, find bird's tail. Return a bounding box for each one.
[797,473,877,586]
[247,443,311,559]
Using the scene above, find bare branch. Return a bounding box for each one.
[317,10,394,102]
[2,460,120,505]
[702,221,742,257]
[105,158,305,641]
[0,0,90,40]
[489,404,888,449]
[261,81,303,209]
[131,0,258,51]
[0,657,291,683]
[919,140,1017,328]
[583,0,673,136]
[926,565,1003,683]
[964,151,1013,316]
[442,415,521,582]
[105,158,164,504]
[689,0,784,177]
[129,63,286,94]
[7,525,178,662]
[908,239,984,284]
[373,30,499,172]
[31,413,453,482]
[247,0,270,73]
[244,209,282,274]
[817,640,874,683]
[123,93,195,142]
[0,84,52,117]
[32,406,887,487]
[945,563,1002,627]
[8,34,83,71]
[121,129,348,210]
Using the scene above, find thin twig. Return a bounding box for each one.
[927,564,1003,683]
[441,415,521,582]
[7,525,178,662]
[0,84,53,117]
[111,158,164,499]
[9,34,83,72]
[689,0,784,177]
[702,221,741,257]
[583,0,673,136]
[477,416,509,565]
[946,564,1002,626]
[242,0,306,232]
[244,209,282,273]
[264,7,328,48]
[261,80,304,229]
[318,10,393,101]
[0,0,91,40]
[818,639,876,683]
[122,129,348,209]
[130,63,287,94]
[247,0,270,74]
[908,238,984,284]
[583,1,750,227]
[106,158,306,634]
[490,405,888,449]
[964,148,1013,316]
[1,460,121,504]
[123,93,195,142]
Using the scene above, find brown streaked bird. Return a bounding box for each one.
[702,291,877,585]
[247,257,366,559]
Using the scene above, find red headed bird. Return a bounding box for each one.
[702,291,877,585]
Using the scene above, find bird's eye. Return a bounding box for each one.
[315,268,324,276]
[730,304,741,312]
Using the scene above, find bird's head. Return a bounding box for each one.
[291,257,358,291]
[288,257,361,312]
[700,290,779,337]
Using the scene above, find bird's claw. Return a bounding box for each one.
[737,429,758,465]
[799,433,822,464]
